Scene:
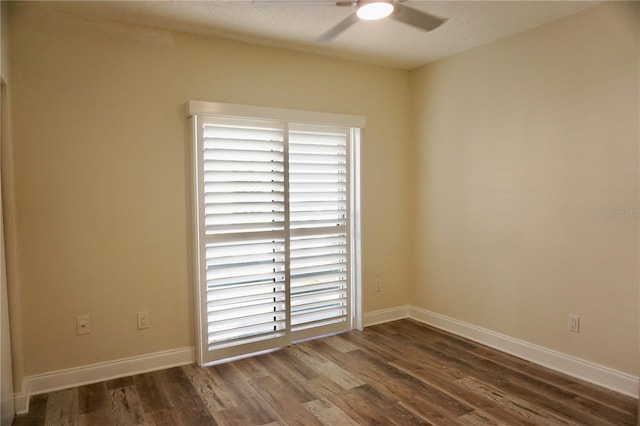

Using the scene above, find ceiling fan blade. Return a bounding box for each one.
[315,12,359,43]
[390,3,446,32]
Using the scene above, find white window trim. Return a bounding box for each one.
[187,100,364,365]
[186,100,365,128]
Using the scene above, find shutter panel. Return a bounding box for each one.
[288,124,350,337]
[201,117,288,354]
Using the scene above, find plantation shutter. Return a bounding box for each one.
[199,116,289,359]
[289,124,350,340]
[189,101,363,365]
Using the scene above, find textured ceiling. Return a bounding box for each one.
[39,1,601,69]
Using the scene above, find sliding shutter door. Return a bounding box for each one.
[197,116,289,361]
[289,124,350,340]
[190,102,362,365]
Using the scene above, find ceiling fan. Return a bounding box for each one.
[254,0,447,43]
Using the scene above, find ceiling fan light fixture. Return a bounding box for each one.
[356,1,394,21]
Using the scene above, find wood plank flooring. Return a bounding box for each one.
[13,319,638,425]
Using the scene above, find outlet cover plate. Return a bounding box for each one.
[568,314,580,333]
[76,315,90,335]
[137,311,150,330]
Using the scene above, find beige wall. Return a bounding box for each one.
[409,1,639,374]
[7,3,412,380]
[6,0,640,390]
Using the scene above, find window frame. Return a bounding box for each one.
[187,100,364,365]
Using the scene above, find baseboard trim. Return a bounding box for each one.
[14,347,195,414]
[403,306,638,398]
[362,305,410,327]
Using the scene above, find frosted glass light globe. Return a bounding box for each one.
[356,2,394,21]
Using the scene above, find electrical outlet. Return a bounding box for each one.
[375,278,381,292]
[568,314,580,333]
[137,311,150,330]
[76,315,90,335]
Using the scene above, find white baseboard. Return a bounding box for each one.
[14,347,195,414]
[365,306,637,398]
[362,305,410,327]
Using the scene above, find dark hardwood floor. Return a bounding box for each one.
[13,319,638,425]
